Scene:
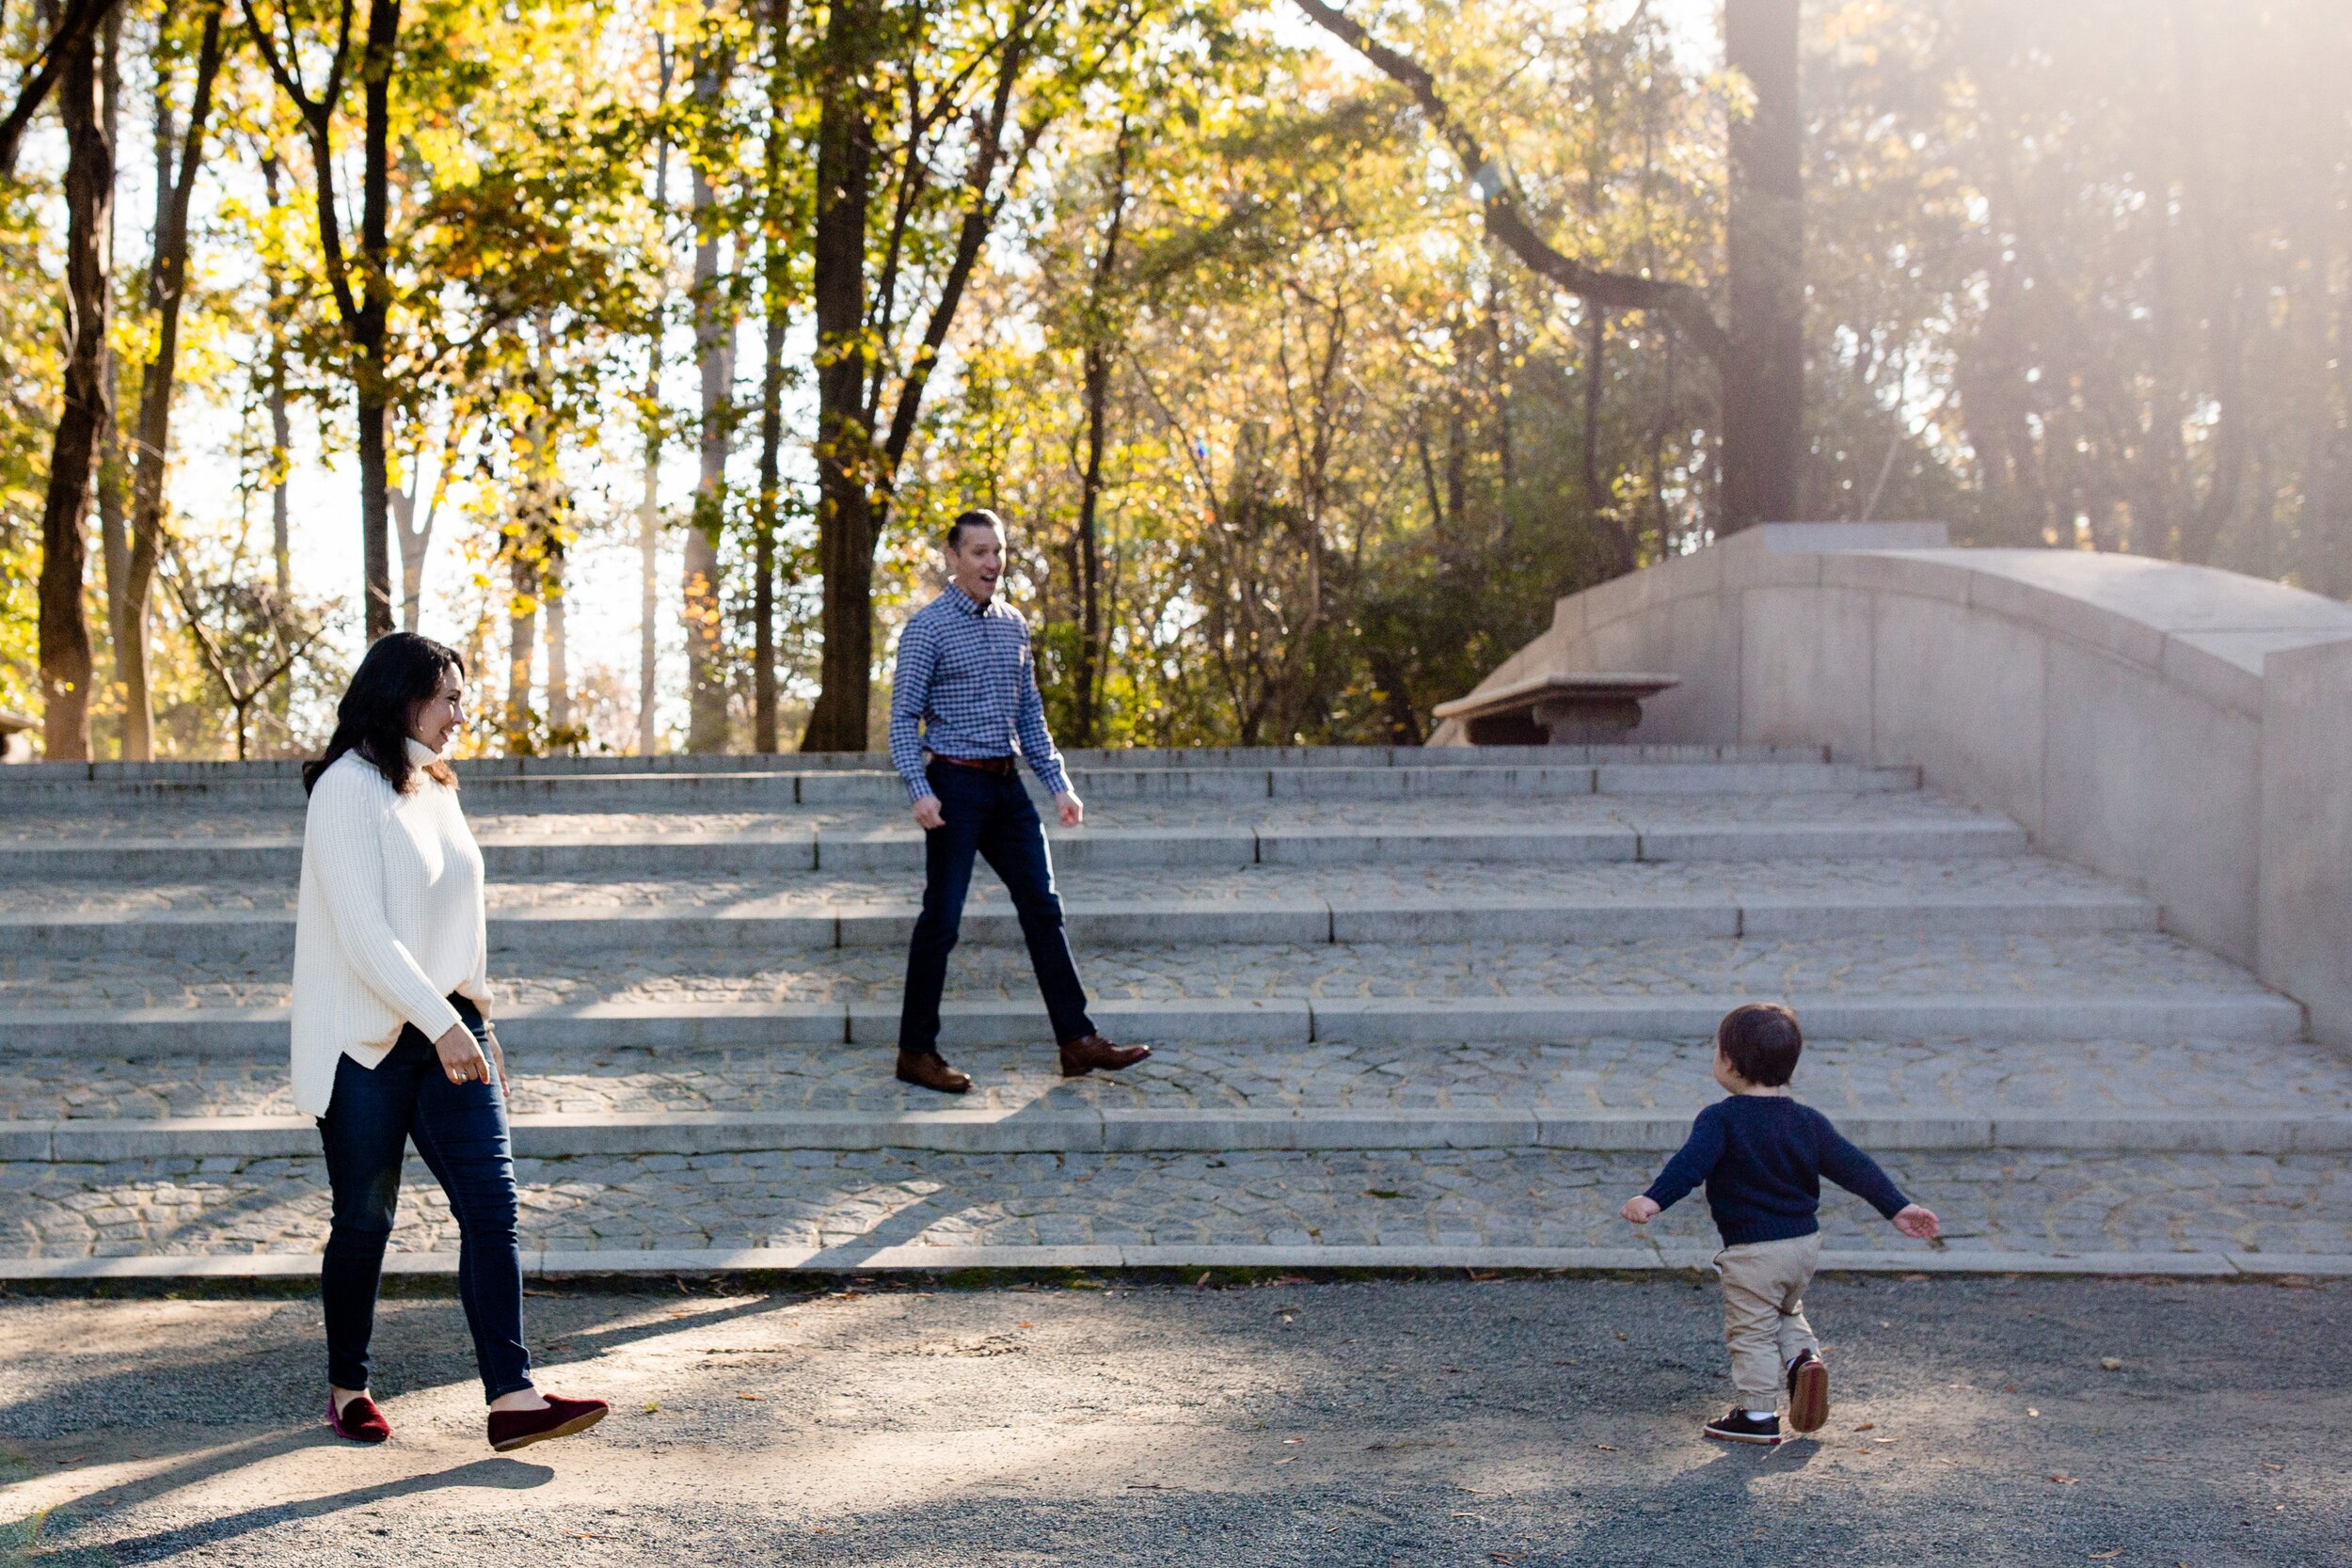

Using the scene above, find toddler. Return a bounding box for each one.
[1621,1002,1940,1445]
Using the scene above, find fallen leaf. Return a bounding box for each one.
[1595,1443,1616,1451]
[2263,1463,2283,1471]
[1852,1422,1876,1432]
[737,1392,765,1402]
[1282,1438,1304,1446]
[1451,1512,1486,1521]
[1018,1323,1035,1329]
[1489,1556,1527,1564]
[1195,1271,1212,1287]
[1275,1457,1295,1465]
[2100,1356,2123,1371]
[1873,1437,1897,1445]
[1614,1332,1628,1341]
[2048,1473,2078,1485]
[642,1402,660,1414]
[2090,1553,2121,1561]
[2028,1408,2042,1418]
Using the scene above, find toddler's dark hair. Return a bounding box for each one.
[1716,1002,1802,1086]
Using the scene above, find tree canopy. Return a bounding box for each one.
[1,0,2344,758]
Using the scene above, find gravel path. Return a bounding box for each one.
[0,1275,2338,1565]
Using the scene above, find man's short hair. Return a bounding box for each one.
[946,508,1005,552]
[1715,1002,1803,1086]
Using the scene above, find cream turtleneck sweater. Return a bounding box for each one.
[289,738,492,1116]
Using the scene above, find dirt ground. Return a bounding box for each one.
[0,1271,2339,1565]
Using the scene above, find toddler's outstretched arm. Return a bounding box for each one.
[1892,1203,1940,1241]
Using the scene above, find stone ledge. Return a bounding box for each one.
[0,1243,2298,1281]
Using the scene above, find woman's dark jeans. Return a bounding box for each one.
[317,994,532,1402]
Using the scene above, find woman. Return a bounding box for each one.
[293,631,606,1451]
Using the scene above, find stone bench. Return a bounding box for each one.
[0,709,31,765]
[1432,672,1681,745]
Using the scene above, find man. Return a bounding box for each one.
[886,508,1150,1094]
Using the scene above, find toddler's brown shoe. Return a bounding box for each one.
[1787,1350,1830,1433]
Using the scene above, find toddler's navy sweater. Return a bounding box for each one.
[1643,1095,1909,1246]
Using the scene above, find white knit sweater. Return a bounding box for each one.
[289,739,492,1116]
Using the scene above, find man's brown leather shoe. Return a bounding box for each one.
[1059,1033,1151,1077]
[896,1052,974,1094]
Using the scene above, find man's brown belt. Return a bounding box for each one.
[930,754,1018,777]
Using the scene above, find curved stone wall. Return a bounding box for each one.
[1433,522,2352,1043]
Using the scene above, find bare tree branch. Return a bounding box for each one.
[1291,0,1730,364]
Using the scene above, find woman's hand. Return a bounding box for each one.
[433,1021,494,1085]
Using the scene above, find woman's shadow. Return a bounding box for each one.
[27,1448,554,1565]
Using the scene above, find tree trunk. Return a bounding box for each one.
[119,0,226,761]
[751,0,792,752]
[546,547,570,740]
[389,464,432,630]
[504,547,536,752]
[637,38,672,758]
[683,39,734,753]
[35,20,112,763]
[1070,127,1129,750]
[754,261,787,752]
[800,0,879,753]
[1720,0,1804,532]
[259,148,294,594]
[356,0,400,639]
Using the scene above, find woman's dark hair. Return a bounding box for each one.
[1715,1002,1803,1087]
[302,632,466,796]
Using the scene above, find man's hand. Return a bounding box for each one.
[1054,790,1084,828]
[912,794,946,831]
[1620,1195,1661,1226]
[433,1021,493,1086]
[1892,1203,1940,1242]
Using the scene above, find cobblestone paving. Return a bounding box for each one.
[7,1036,2343,1123]
[0,789,2006,845]
[0,931,2270,1012]
[0,855,2132,918]
[5,1146,2347,1259]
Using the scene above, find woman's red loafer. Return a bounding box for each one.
[326,1394,391,1443]
[487,1394,609,1452]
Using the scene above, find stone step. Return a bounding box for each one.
[8,1106,2344,1162]
[0,857,2154,958]
[0,741,1833,785]
[0,930,2303,1053]
[16,1035,2336,1128]
[5,1144,2343,1271]
[0,758,1923,809]
[0,797,2029,879]
[12,1018,2336,1159]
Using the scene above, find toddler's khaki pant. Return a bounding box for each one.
[1715,1232,1823,1407]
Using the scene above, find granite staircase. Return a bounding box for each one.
[2,746,2345,1278]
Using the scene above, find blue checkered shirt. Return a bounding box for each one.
[887,582,1072,802]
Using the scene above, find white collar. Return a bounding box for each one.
[405,737,444,766]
